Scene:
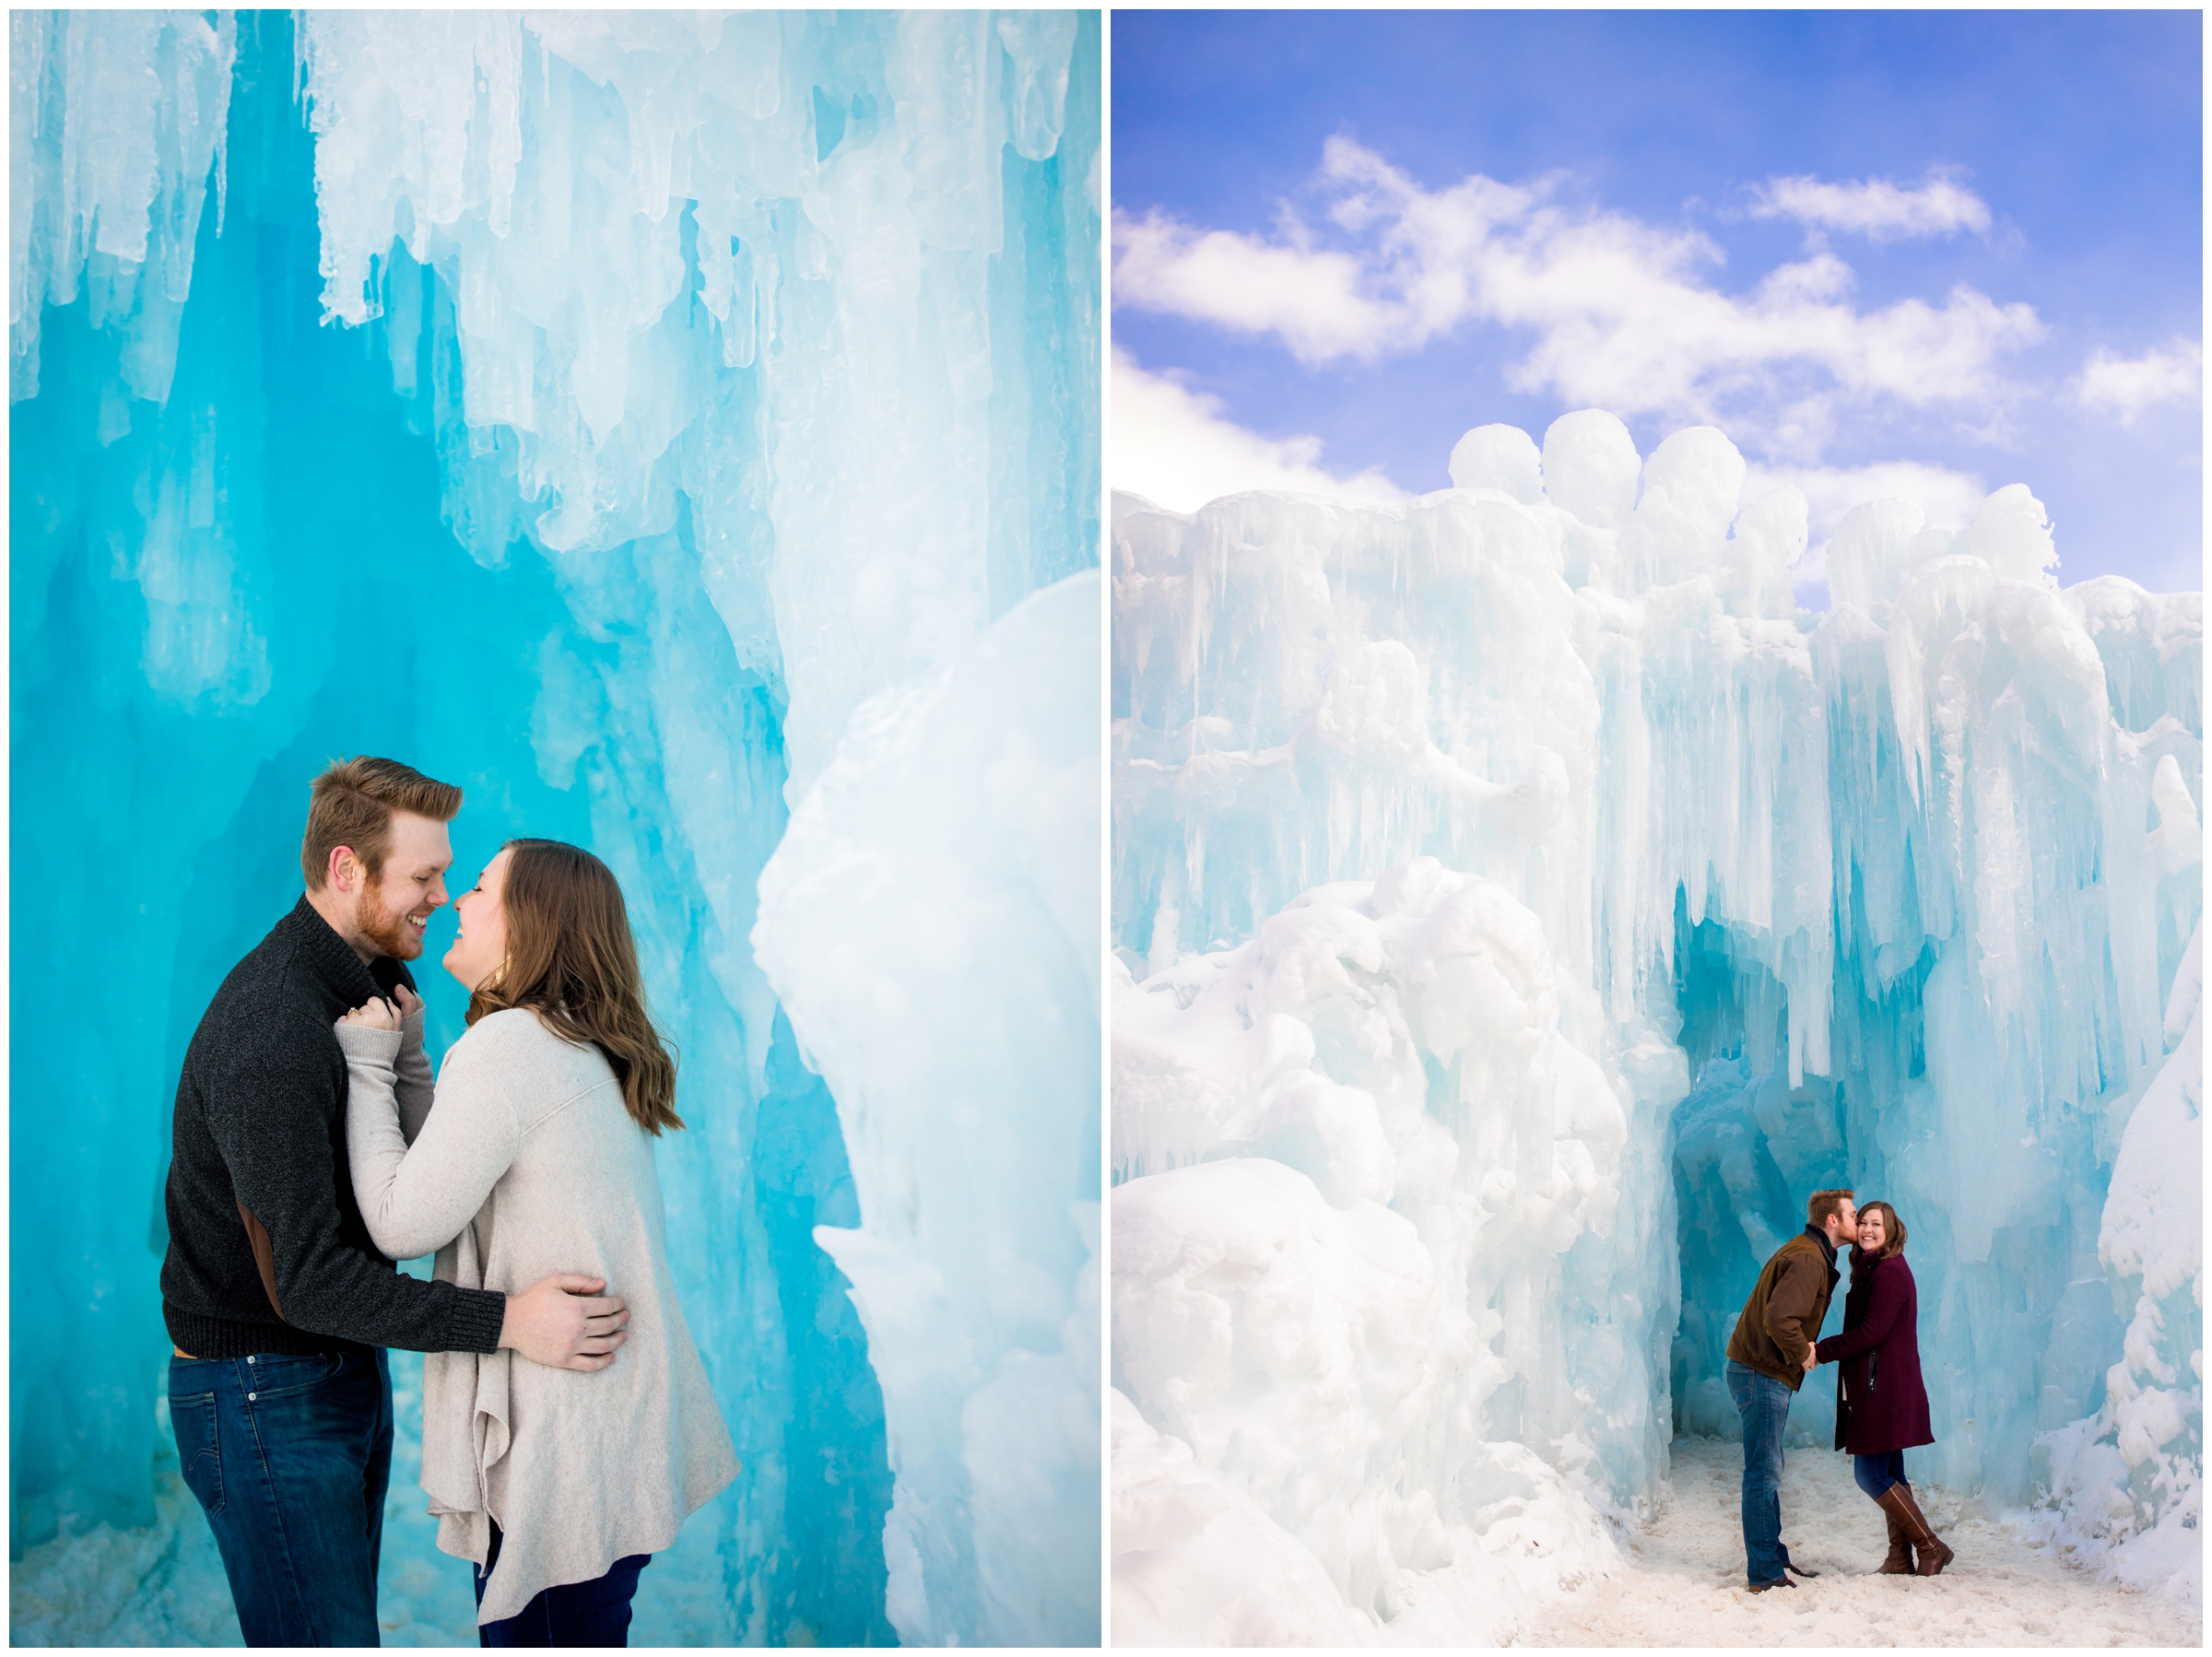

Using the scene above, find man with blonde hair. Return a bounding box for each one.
[159,758,631,1645]
[1723,1186,1857,1592]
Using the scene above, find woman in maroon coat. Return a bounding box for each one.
[1812,1201,1955,1576]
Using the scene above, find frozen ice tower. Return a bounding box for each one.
[1111,411,2202,1641]
[11,9,1100,1646]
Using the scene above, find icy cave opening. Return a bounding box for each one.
[1666,838,2194,1512]
[1657,895,2112,1496]
[1668,901,1857,1452]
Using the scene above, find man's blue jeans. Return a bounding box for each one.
[1724,1357,1793,1586]
[169,1346,394,1646]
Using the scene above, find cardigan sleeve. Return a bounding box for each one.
[339,1022,520,1263]
[394,1005,436,1145]
[1815,1258,1910,1364]
[198,1010,505,1354]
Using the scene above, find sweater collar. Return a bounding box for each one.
[1804,1222,1838,1269]
[283,893,388,1008]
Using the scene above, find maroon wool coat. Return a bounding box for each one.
[1814,1252,1934,1455]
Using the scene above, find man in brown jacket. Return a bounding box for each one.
[1723,1188,1856,1592]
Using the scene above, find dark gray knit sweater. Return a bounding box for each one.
[160,896,508,1359]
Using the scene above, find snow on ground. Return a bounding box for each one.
[1513,1436,2203,1648]
[9,1351,735,1647]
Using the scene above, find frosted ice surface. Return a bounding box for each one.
[1448,422,1542,503]
[1539,407,1640,530]
[1112,865,1675,1643]
[1621,425,1746,588]
[2031,917,2203,1607]
[1112,412,2202,1639]
[1112,1387,1378,1647]
[1722,486,1806,620]
[295,9,1098,801]
[755,571,1101,1646]
[12,7,1099,1646]
[1969,481,2060,586]
[10,10,235,405]
[1826,497,1935,617]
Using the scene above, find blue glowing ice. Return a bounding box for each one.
[11,9,1100,1646]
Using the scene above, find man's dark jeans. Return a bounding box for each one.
[169,1346,393,1646]
[474,1520,651,1647]
[1725,1357,1793,1587]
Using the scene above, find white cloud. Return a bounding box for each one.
[1112,137,2043,452]
[1111,347,1411,513]
[1111,214,1402,368]
[2077,338,2203,424]
[1746,170,1992,241]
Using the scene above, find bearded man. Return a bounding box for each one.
[159,757,629,1646]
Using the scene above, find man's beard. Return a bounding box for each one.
[357,878,423,960]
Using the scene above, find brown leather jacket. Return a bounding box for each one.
[1725,1228,1840,1390]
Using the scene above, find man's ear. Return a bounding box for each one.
[330,846,362,894]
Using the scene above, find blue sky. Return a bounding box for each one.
[1111,10,2203,596]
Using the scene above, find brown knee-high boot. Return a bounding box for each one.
[1876,1500,1912,1574]
[1877,1482,1954,1576]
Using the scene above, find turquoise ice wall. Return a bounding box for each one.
[12,8,1100,1645]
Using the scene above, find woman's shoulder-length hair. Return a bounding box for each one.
[1852,1199,1908,1265]
[467,838,683,1136]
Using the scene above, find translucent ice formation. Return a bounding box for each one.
[2031,918,2203,1605]
[9,10,236,407]
[1111,869,1665,1643]
[1112,409,2202,1639]
[755,571,1103,1645]
[11,9,1100,1644]
[296,8,1099,799]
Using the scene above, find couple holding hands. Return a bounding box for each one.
[1724,1187,1956,1592]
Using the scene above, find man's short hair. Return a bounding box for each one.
[301,758,462,890]
[1806,1188,1856,1228]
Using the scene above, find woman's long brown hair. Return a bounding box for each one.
[1851,1200,1907,1266]
[465,839,683,1135]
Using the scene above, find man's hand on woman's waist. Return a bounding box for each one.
[500,1275,629,1371]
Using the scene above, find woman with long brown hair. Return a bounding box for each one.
[1811,1199,1953,1577]
[333,839,737,1644]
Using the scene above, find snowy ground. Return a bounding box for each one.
[1513,1436,2202,1648]
[9,1351,737,1647]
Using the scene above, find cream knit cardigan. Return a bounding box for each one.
[337,1006,738,1624]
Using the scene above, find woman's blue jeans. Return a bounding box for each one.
[474,1519,651,1647]
[1724,1357,1794,1586]
[168,1346,394,1646]
[1854,1449,1908,1499]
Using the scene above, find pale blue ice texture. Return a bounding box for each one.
[1110,417,2201,1637]
[10,9,1100,1646]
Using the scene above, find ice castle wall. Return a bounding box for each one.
[10,9,1100,1645]
[1110,415,2203,1637]
[756,570,1102,1645]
